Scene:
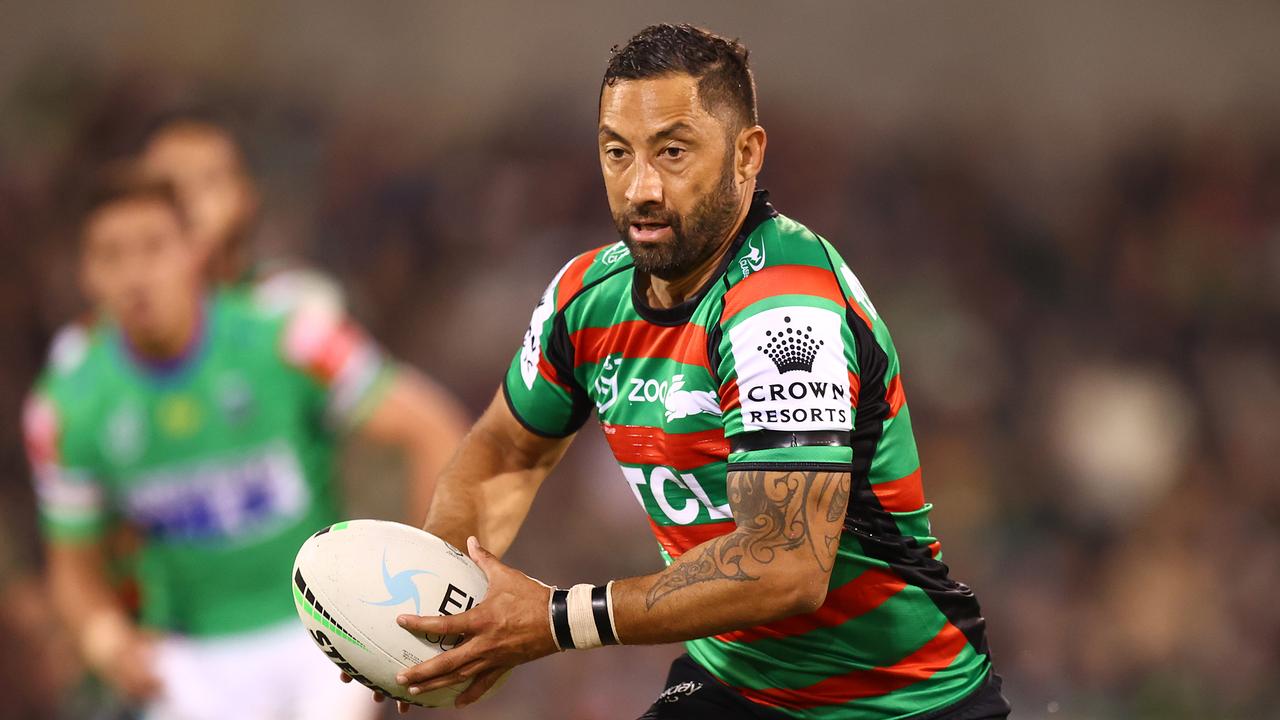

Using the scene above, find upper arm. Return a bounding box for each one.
[714,262,859,585]
[477,388,576,474]
[502,259,593,439]
[279,306,394,432]
[726,467,850,576]
[23,391,108,542]
[642,466,849,612]
[355,366,469,447]
[717,263,856,471]
[46,535,108,576]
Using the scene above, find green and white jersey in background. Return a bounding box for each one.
[24,291,391,637]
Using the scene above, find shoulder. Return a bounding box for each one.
[248,261,346,318]
[547,241,634,311]
[209,290,292,353]
[44,315,101,376]
[35,317,114,409]
[209,290,320,377]
[25,355,101,459]
[722,214,882,331]
[721,214,848,320]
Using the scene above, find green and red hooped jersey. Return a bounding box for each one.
[24,291,392,637]
[504,192,995,719]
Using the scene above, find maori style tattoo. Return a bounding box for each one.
[645,469,851,608]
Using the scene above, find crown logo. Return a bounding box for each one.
[759,316,823,373]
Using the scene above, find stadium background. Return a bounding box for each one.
[1,1,1278,718]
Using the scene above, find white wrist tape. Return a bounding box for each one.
[566,583,602,650]
[547,582,621,650]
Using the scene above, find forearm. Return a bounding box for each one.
[419,425,501,552]
[358,368,468,524]
[609,530,829,644]
[562,469,850,647]
[423,430,543,556]
[404,438,449,526]
[47,541,162,698]
[47,542,134,660]
[422,391,570,557]
[395,470,850,702]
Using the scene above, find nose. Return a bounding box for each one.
[625,157,663,207]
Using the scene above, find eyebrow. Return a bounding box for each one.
[598,120,698,146]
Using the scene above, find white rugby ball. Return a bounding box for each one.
[292,519,500,707]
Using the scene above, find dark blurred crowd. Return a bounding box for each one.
[1,59,1277,720]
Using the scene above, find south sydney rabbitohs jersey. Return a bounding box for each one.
[504,192,995,719]
[24,291,392,637]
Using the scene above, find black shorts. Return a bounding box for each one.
[637,654,1011,720]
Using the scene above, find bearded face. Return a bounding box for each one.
[612,151,741,281]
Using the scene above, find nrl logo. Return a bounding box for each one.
[593,354,624,412]
[759,316,824,374]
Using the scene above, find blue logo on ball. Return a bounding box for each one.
[364,547,436,614]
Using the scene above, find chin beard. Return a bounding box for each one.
[615,162,741,281]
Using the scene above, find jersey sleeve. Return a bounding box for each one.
[716,264,858,470]
[280,306,394,431]
[23,391,109,541]
[502,258,592,438]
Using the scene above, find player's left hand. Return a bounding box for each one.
[395,536,559,707]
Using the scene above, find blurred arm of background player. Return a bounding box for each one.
[421,390,573,557]
[355,367,469,524]
[46,541,160,700]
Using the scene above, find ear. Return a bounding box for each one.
[734,125,767,185]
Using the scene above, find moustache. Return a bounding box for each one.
[620,206,679,227]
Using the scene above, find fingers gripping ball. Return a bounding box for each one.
[292,520,509,707]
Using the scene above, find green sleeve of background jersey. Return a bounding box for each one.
[716,262,858,469]
[23,389,109,541]
[502,260,591,438]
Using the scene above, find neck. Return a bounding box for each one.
[124,297,203,365]
[644,183,755,310]
[209,234,251,284]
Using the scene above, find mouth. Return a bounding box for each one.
[628,221,673,244]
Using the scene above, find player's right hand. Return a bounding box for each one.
[82,615,162,700]
[339,671,411,714]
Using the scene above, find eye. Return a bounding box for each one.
[661,146,686,159]
[604,147,627,161]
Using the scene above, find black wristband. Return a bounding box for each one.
[550,588,574,651]
[590,584,618,646]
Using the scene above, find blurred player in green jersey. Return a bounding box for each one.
[138,108,345,316]
[362,24,1009,720]
[24,168,466,719]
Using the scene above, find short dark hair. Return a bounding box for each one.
[603,24,758,129]
[78,164,185,233]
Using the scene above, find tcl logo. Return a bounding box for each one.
[619,466,730,525]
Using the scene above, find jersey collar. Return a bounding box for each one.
[114,296,213,382]
[631,189,777,326]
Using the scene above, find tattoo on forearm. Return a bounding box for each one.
[644,469,851,608]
